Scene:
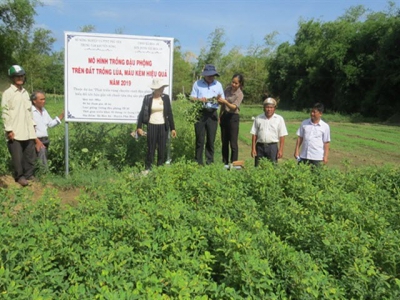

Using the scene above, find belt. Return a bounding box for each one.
[257,142,277,145]
[202,108,217,113]
[38,137,49,141]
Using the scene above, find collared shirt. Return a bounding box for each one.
[1,84,36,140]
[32,105,61,138]
[222,86,243,114]
[190,79,225,110]
[296,118,330,160]
[250,113,288,143]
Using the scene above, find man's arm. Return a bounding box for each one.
[217,97,237,111]
[278,136,285,159]
[294,136,303,159]
[46,110,62,128]
[1,92,13,135]
[251,135,257,158]
[323,142,330,164]
[35,138,45,152]
[190,96,206,102]
[189,82,206,102]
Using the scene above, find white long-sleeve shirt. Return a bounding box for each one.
[32,106,61,138]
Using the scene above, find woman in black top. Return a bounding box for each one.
[137,79,176,170]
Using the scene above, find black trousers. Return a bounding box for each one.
[220,112,240,164]
[146,123,168,169]
[254,142,278,166]
[7,139,36,180]
[195,110,218,165]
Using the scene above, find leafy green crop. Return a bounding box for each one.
[1,161,399,299]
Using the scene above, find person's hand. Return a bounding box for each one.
[323,157,328,164]
[293,152,299,159]
[217,95,226,104]
[171,130,177,138]
[200,97,207,102]
[35,140,45,152]
[59,111,65,121]
[137,128,144,136]
[6,131,14,141]
[277,149,283,159]
[251,149,257,158]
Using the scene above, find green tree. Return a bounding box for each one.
[268,3,400,119]
[172,39,194,98]
[196,28,226,78]
[0,0,38,81]
[242,32,278,104]
[15,27,56,93]
[42,50,64,94]
[79,24,96,33]
[0,0,61,94]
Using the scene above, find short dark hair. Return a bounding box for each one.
[312,103,324,113]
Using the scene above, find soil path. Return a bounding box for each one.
[1,176,80,206]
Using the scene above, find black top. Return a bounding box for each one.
[137,93,175,131]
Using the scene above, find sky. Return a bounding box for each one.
[36,0,396,56]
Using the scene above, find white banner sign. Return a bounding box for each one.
[64,32,174,123]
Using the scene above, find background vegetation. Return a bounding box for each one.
[1,0,399,120]
[1,95,399,177]
[1,156,400,299]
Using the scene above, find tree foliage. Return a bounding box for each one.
[196,27,226,79]
[0,0,63,93]
[172,40,194,97]
[1,1,399,119]
[268,4,400,119]
[0,0,37,78]
[193,28,275,104]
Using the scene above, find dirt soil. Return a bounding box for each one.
[1,175,81,206]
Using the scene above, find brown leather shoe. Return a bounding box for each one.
[17,177,29,187]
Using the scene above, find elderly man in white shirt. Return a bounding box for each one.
[31,90,64,168]
[250,97,288,165]
[294,102,330,166]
